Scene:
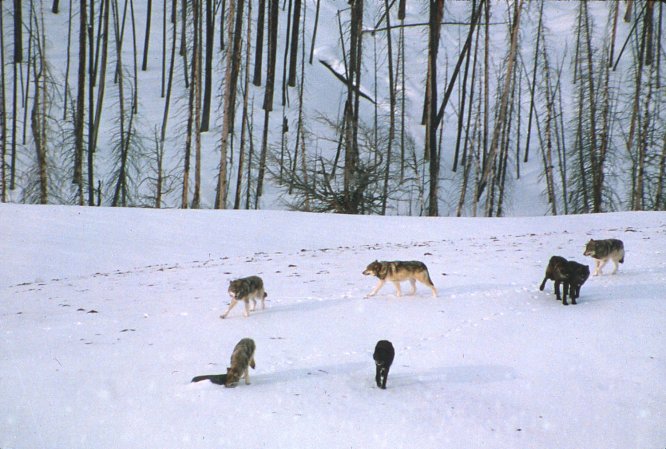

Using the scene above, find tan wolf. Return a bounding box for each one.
[224,338,256,388]
[584,239,625,275]
[221,276,267,319]
[363,260,437,298]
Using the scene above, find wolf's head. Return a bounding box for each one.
[228,279,246,299]
[569,262,590,286]
[583,240,598,257]
[224,367,242,388]
[363,260,382,277]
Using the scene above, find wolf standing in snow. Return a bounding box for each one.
[363,260,438,298]
[221,276,267,319]
[584,239,625,275]
[224,338,256,387]
[373,340,395,389]
[540,256,590,305]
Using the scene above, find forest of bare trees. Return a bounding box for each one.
[0,0,664,215]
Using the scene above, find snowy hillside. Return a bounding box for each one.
[1,204,665,448]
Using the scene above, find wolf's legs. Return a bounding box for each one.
[243,299,251,317]
[367,280,385,297]
[243,368,251,385]
[594,259,607,276]
[250,298,257,312]
[392,281,403,297]
[408,279,417,295]
[554,281,562,301]
[220,298,239,319]
[611,259,619,274]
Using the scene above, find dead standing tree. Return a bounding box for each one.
[342,0,364,214]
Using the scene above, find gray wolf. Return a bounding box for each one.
[224,338,256,387]
[363,260,437,297]
[190,338,256,387]
[221,276,267,318]
[540,256,590,305]
[584,239,625,275]
[373,340,395,389]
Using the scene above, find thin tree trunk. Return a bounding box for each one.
[256,0,278,204]
[74,0,87,205]
[287,0,301,87]
[215,0,243,208]
[478,0,522,201]
[89,0,110,206]
[426,0,443,216]
[234,0,253,209]
[253,0,265,86]
[141,0,152,71]
[0,3,6,201]
[200,0,214,131]
[523,0,543,163]
[381,0,396,214]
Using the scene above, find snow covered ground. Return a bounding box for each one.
[1,204,665,448]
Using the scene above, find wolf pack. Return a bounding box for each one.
[192,237,625,390]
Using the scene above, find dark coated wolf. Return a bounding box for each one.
[363,260,437,298]
[539,256,590,305]
[221,275,267,319]
[373,340,395,390]
[584,239,625,275]
[191,338,256,387]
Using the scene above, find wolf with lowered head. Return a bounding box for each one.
[221,275,267,319]
[224,338,256,388]
[584,238,625,275]
[363,260,437,298]
[539,256,590,305]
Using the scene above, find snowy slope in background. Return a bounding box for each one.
[1,205,665,448]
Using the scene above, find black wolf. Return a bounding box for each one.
[540,256,590,305]
[373,340,395,389]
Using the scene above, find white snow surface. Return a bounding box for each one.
[1,204,665,449]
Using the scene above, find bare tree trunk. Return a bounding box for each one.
[426,0,443,216]
[287,0,301,87]
[141,0,152,71]
[160,3,177,143]
[89,0,110,206]
[309,0,320,64]
[234,1,253,209]
[200,0,214,131]
[31,17,48,204]
[256,0,278,205]
[478,0,523,202]
[0,3,6,202]
[253,0,266,86]
[74,0,87,204]
[523,0,543,163]
[215,0,244,208]
[182,0,200,208]
[381,0,396,214]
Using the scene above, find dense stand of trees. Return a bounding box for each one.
[0,1,664,214]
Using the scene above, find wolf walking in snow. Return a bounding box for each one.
[584,239,625,275]
[363,260,437,298]
[221,276,267,318]
[373,340,395,389]
[540,256,590,305]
